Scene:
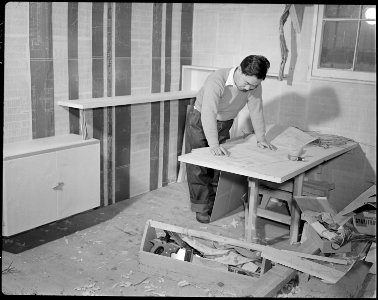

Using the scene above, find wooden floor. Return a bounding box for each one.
[2,182,376,297]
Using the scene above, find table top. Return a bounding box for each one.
[178,134,358,183]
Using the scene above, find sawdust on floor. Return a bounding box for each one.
[2,182,376,297]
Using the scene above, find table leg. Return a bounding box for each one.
[246,178,259,243]
[290,173,304,244]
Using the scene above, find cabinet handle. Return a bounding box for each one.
[53,182,64,191]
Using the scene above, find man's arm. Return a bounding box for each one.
[247,86,276,150]
[201,81,230,156]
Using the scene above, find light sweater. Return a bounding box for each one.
[194,67,266,147]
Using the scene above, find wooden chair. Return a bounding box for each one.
[256,179,335,227]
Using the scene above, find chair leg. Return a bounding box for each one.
[259,193,271,209]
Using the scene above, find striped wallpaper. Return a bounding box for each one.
[4,2,194,205]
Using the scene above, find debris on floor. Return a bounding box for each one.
[139,217,376,297]
[143,223,265,280]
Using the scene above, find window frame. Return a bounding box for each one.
[309,5,376,84]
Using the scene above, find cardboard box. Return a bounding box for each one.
[334,185,376,229]
[353,210,376,236]
[138,219,295,297]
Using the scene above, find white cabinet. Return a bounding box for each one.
[3,134,100,236]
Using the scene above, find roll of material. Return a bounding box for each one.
[288,154,305,161]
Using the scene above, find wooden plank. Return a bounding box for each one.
[259,193,271,209]
[139,251,260,296]
[262,179,335,196]
[246,178,260,242]
[259,187,293,201]
[177,104,192,183]
[147,220,267,252]
[290,173,304,244]
[295,259,372,298]
[328,260,373,297]
[294,195,337,215]
[281,250,349,265]
[253,239,319,297]
[257,208,291,225]
[261,246,346,283]
[58,90,198,109]
[210,171,247,222]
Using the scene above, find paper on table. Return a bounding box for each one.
[191,142,288,168]
[269,126,317,151]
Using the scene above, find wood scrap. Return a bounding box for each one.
[281,250,349,265]
[364,242,376,274]
[212,242,261,260]
[209,251,257,266]
[191,255,228,271]
[295,260,373,298]
[242,261,260,273]
[180,236,230,256]
[229,265,260,278]
[294,196,337,215]
[148,220,267,252]
[261,247,346,283]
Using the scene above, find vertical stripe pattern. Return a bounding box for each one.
[179,3,193,90]
[162,3,173,187]
[115,3,132,202]
[92,3,105,206]
[29,2,54,138]
[176,3,194,176]
[5,2,194,206]
[68,2,80,134]
[106,3,113,204]
[150,3,163,191]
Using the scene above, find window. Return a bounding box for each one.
[311,5,376,83]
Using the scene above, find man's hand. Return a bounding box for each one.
[209,145,230,156]
[257,137,277,150]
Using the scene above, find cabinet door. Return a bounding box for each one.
[3,153,58,236]
[56,143,100,219]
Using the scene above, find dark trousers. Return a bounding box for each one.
[185,105,234,214]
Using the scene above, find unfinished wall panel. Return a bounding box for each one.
[52,2,70,136]
[4,2,32,144]
[29,2,55,139]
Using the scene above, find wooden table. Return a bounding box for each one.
[178,134,357,244]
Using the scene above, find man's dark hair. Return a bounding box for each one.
[240,55,270,80]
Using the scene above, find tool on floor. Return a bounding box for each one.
[149,238,180,256]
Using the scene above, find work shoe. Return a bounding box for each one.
[196,212,210,223]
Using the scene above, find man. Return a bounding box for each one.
[185,55,276,223]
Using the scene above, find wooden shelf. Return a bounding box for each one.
[57,90,197,110]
